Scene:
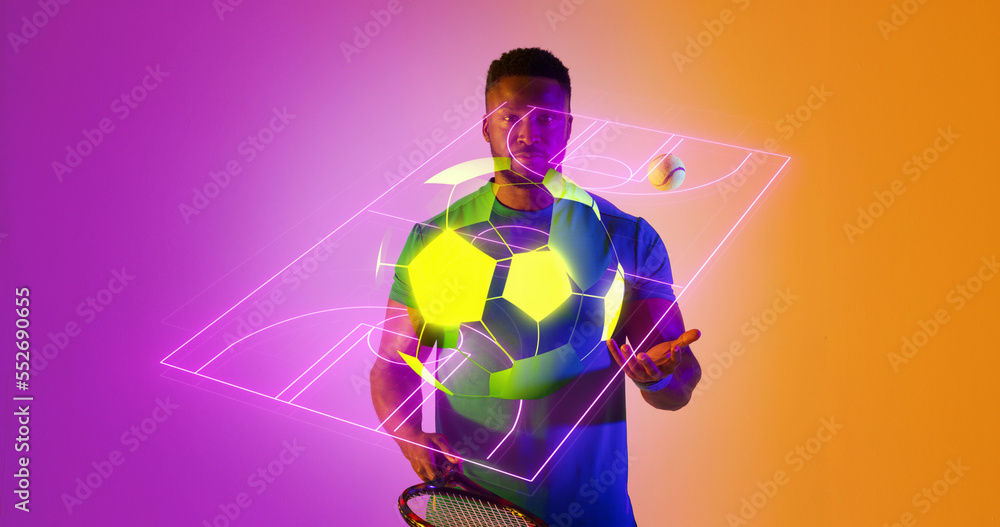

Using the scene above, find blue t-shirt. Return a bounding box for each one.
[389,178,675,526]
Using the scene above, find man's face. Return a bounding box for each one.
[482,76,573,182]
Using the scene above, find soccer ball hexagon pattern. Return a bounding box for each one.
[502,249,573,322]
[408,229,496,326]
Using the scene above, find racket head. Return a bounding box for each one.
[398,467,548,527]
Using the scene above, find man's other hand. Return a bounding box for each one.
[608,329,701,384]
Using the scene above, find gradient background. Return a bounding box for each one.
[2,0,998,525]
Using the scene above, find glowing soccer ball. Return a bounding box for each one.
[398,163,625,400]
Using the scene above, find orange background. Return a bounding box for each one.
[588,1,1000,525]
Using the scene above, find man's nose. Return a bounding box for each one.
[514,115,539,145]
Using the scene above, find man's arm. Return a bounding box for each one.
[370,299,460,481]
[608,297,702,410]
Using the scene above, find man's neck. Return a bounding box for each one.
[492,170,554,211]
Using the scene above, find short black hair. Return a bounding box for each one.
[485,47,571,102]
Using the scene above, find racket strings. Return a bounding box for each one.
[408,491,538,527]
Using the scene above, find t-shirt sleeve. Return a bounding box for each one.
[629,217,676,302]
[388,223,425,308]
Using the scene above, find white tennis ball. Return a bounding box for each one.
[647,154,685,191]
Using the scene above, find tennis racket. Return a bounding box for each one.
[398,463,549,527]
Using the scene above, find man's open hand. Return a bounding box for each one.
[608,329,701,384]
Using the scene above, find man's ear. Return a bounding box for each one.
[482,113,490,143]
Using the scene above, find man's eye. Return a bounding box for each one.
[502,115,518,122]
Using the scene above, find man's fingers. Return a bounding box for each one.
[607,339,626,368]
[676,328,701,348]
[609,340,639,379]
[636,352,662,379]
[610,339,669,383]
[619,344,650,380]
[626,358,651,382]
[609,339,633,364]
[429,435,461,466]
[412,458,436,482]
[646,328,699,365]
[608,330,700,384]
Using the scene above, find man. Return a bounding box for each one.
[370,47,701,526]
